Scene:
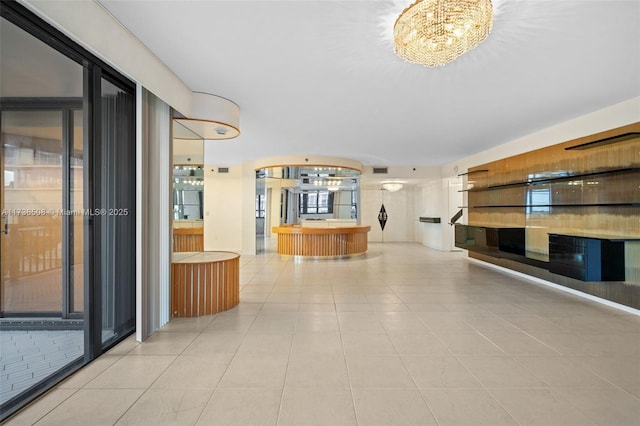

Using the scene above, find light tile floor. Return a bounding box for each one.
[5,243,640,425]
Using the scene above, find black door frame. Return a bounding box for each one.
[1,1,136,419]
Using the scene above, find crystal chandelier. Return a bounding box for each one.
[393,0,493,67]
[382,182,404,192]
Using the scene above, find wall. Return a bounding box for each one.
[441,98,640,309]
[441,97,640,177]
[416,179,446,250]
[173,139,203,165]
[362,187,416,243]
[203,140,257,255]
[203,165,243,252]
[412,97,640,254]
[21,0,192,115]
[266,179,283,238]
[136,87,171,341]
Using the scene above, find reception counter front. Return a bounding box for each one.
[171,251,240,317]
[173,227,204,252]
[272,225,371,257]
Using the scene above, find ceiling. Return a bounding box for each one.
[99,0,639,168]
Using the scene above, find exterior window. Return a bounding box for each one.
[256,194,266,218]
[0,3,136,419]
[300,191,334,215]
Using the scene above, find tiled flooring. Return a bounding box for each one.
[0,330,83,403]
[6,243,640,425]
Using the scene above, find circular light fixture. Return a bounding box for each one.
[174,92,240,140]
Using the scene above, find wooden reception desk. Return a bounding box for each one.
[173,227,204,252]
[272,225,371,257]
[171,251,240,317]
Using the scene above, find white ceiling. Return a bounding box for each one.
[99,0,640,167]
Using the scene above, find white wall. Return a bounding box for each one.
[173,139,203,165]
[416,180,445,250]
[21,0,192,115]
[414,177,464,252]
[202,148,257,255]
[362,187,416,243]
[203,165,243,252]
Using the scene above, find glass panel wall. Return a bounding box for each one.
[255,166,361,244]
[1,4,136,419]
[1,110,64,313]
[0,14,86,412]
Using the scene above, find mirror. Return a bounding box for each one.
[173,165,203,220]
[256,165,361,226]
[173,120,204,223]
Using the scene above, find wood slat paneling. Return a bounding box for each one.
[173,228,204,252]
[170,252,239,317]
[272,226,370,257]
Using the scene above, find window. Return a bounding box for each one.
[0,3,136,419]
[256,194,266,218]
[299,191,334,215]
[527,187,551,213]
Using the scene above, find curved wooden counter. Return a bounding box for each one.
[272,225,371,257]
[173,227,204,252]
[171,251,239,317]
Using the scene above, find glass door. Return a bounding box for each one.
[1,5,136,417]
[1,108,83,317]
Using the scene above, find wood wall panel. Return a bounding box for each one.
[464,123,640,306]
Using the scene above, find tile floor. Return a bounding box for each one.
[5,243,640,425]
[0,330,83,403]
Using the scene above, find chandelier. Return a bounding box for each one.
[393,0,493,67]
[382,182,404,192]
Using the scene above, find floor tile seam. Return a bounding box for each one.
[268,315,295,426]
[507,354,624,390]
[499,326,564,355]
[394,348,443,426]
[423,327,460,360]
[192,313,258,426]
[334,306,364,426]
[119,321,204,392]
[581,375,639,402]
[107,387,150,426]
[81,384,171,390]
[551,386,640,425]
[462,311,521,333]
[448,351,525,425]
[473,329,510,356]
[483,386,596,426]
[556,367,640,400]
[453,351,560,390]
[12,386,82,426]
